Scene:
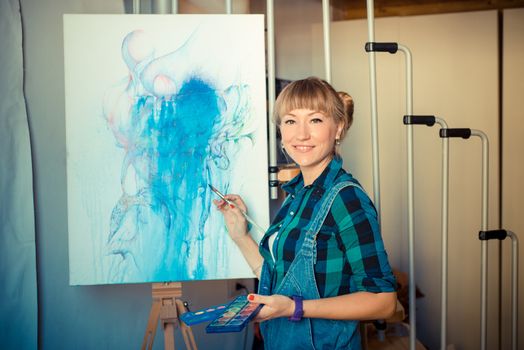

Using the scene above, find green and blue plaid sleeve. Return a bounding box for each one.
[331,185,396,293]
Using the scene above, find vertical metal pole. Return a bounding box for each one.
[322,0,332,83]
[471,130,489,350]
[398,44,415,350]
[266,0,278,200]
[365,0,382,221]
[226,0,232,14]
[172,0,178,14]
[133,0,140,14]
[436,118,449,350]
[152,0,171,14]
[507,231,519,350]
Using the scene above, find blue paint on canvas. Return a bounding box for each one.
[106,81,222,280]
[100,27,258,283]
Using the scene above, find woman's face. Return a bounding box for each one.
[280,108,342,175]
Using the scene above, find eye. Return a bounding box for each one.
[283,119,295,125]
[310,117,323,124]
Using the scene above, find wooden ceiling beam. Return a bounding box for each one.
[331,0,524,20]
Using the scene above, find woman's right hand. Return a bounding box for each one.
[213,194,249,243]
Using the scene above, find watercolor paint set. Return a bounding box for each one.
[205,295,263,333]
[180,302,231,326]
[179,295,263,333]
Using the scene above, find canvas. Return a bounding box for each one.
[64,15,269,285]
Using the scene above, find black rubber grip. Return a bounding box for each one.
[268,166,279,173]
[365,42,398,54]
[373,320,387,330]
[269,180,280,187]
[403,115,436,126]
[479,230,508,241]
[439,128,471,139]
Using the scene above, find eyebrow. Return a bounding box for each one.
[285,111,323,117]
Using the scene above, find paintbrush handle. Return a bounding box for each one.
[240,211,266,234]
[209,185,266,234]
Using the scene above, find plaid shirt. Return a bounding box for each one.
[260,155,396,297]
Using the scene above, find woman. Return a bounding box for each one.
[213,77,396,349]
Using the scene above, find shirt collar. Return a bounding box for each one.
[282,155,343,195]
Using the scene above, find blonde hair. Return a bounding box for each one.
[273,77,354,140]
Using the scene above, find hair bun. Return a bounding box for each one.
[337,91,354,129]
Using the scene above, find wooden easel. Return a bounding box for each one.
[141,282,198,350]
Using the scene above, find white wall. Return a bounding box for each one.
[312,11,501,350]
[502,8,524,350]
[251,0,323,80]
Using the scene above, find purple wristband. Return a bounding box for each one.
[289,295,304,322]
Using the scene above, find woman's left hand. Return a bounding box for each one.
[248,293,295,322]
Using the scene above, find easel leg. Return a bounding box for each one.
[164,322,176,350]
[176,299,197,350]
[142,282,198,350]
[142,300,162,350]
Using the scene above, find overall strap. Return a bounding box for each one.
[300,181,365,259]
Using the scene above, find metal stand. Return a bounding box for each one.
[404,115,449,350]
[365,41,417,350]
[266,0,278,200]
[478,229,519,350]
[440,128,490,349]
[142,282,197,350]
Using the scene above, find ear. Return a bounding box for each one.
[335,123,343,140]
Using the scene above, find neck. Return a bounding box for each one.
[301,155,333,186]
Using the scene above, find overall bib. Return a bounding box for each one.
[258,181,363,350]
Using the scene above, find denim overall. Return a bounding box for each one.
[258,181,363,350]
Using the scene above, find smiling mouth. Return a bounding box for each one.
[293,145,315,152]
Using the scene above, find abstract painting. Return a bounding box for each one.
[64,15,268,285]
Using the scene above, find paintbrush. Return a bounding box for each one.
[209,184,266,234]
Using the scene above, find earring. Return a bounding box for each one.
[335,139,341,146]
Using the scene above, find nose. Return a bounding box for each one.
[296,121,310,140]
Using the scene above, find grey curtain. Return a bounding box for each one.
[0,0,38,348]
